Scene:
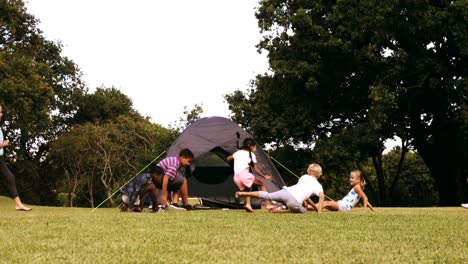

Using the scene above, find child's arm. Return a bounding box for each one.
[354,185,372,212]
[317,192,324,213]
[253,164,272,181]
[305,198,318,212]
[226,155,233,161]
[0,139,9,148]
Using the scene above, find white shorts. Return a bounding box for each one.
[337,200,352,212]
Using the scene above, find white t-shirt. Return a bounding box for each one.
[285,175,323,204]
[232,150,257,174]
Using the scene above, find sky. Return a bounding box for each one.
[24,0,270,127]
[24,0,401,151]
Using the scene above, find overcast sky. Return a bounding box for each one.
[25,0,269,127]
[24,0,401,151]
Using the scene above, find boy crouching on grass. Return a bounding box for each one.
[120,165,164,213]
[236,163,325,213]
[155,148,194,212]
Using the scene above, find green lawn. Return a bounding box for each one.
[0,196,467,263]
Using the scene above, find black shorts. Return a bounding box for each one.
[156,172,185,192]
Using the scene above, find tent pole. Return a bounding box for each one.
[91,150,167,213]
[270,155,335,202]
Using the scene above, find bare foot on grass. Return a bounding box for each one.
[15,205,32,211]
[243,205,253,213]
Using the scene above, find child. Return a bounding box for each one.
[226,138,273,212]
[0,104,31,211]
[156,148,194,211]
[236,163,324,213]
[120,165,164,212]
[323,169,374,212]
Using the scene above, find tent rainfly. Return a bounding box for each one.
[166,116,286,209]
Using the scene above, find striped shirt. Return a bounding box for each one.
[157,156,181,180]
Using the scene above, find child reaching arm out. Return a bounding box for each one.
[323,170,374,212]
[226,138,273,212]
[351,179,374,212]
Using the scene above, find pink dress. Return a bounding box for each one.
[232,150,257,190]
[234,169,255,190]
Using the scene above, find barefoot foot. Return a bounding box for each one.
[15,206,32,211]
[243,205,253,213]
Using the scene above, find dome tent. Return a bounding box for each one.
[166,116,286,209]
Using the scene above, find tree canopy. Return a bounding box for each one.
[0,1,177,206]
[226,0,467,205]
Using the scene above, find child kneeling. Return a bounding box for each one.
[236,163,324,213]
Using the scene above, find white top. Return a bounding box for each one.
[285,175,323,204]
[232,150,257,174]
[0,129,3,156]
[340,188,361,209]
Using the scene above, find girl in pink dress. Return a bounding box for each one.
[227,138,272,212]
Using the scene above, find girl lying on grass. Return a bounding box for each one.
[322,169,374,212]
[235,163,324,213]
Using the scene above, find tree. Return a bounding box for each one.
[169,104,204,132]
[49,116,176,207]
[381,147,436,206]
[0,0,84,203]
[73,87,141,125]
[226,0,467,205]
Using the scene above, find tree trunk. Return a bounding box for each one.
[411,114,466,206]
[372,154,388,206]
[88,177,95,208]
[389,142,408,203]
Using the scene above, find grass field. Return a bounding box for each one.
[0,196,467,263]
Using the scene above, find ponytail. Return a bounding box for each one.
[235,132,241,149]
[353,169,366,191]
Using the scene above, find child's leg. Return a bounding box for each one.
[138,183,159,211]
[255,189,301,213]
[178,179,190,206]
[244,196,252,211]
[236,190,258,212]
[172,191,180,205]
[253,178,272,209]
[238,189,284,204]
[323,200,340,211]
[236,191,260,198]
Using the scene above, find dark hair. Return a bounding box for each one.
[179,148,194,159]
[241,138,256,150]
[150,165,164,176]
[241,138,256,168]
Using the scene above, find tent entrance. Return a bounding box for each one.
[187,147,238,205]
[190,147,233,184]
[189,147,234,184]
